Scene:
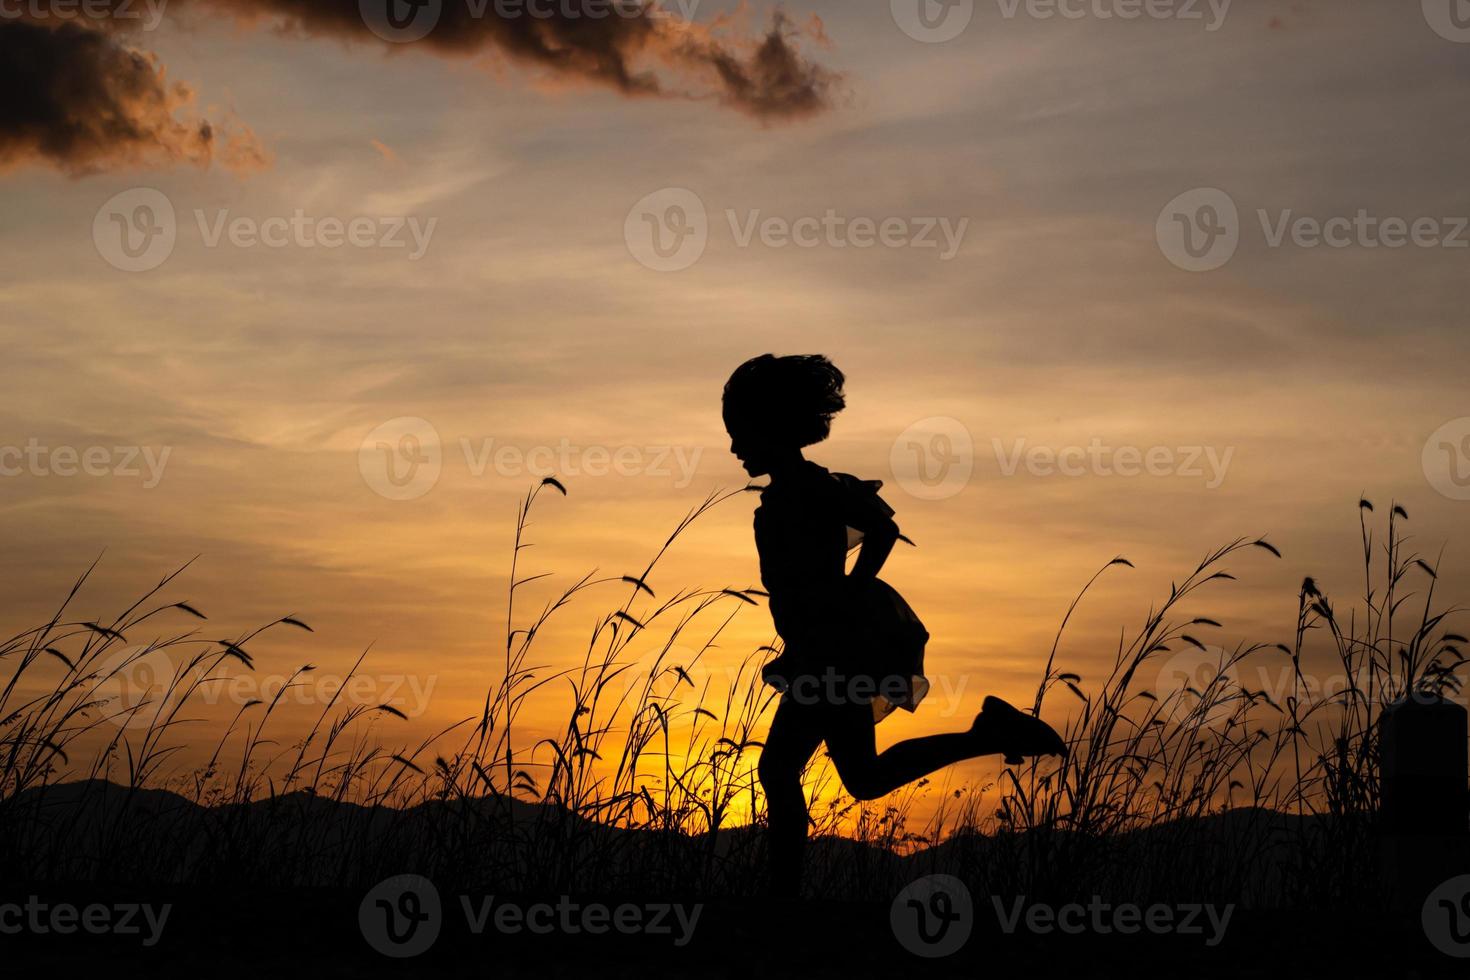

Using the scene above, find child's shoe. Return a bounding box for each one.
[971,695,1068,764]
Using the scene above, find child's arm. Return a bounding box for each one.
[849,516,899,583]
[835,473,901,583]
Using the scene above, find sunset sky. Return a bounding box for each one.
[3,0,1469,814]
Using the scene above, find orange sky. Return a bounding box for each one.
[3,0,1469,823]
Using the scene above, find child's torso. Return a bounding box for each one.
[753,463,862,640]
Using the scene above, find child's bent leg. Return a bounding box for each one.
[826,697,1065,800]
[758,697,825,897]
[825,704,984,801]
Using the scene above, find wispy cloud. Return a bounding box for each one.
[0,2,837,176]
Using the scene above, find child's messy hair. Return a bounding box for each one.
[722,354,846,448]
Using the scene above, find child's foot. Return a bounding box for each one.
[971,695,1067,765]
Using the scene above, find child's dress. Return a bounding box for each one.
[754,461,930,722]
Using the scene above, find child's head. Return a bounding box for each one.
[722,354,845,476]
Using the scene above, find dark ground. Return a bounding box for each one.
[5,783,1467,977]
[0,882,1462,980]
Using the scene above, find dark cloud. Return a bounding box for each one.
[682,10,835,118]
[195,0,838,118]
[0,1,837,175]
[0,20,267,176]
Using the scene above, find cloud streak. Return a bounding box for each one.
[0,1,836,176]
[0,20,267,176]
[198,0,838,118]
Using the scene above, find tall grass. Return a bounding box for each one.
[0,489,1462,905]
[1004,500,1465,908]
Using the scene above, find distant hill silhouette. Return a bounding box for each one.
[3,779,1320,906]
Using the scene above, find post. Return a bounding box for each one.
[1378,694,1470,926]
[1380,694,1469,836]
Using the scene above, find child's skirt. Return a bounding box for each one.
[849,577,930,722]
[765,576,930,725]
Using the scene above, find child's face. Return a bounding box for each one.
[726,426,771,477]
[724,414,777,478]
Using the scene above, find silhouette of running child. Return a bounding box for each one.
[722,354,1066,898]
